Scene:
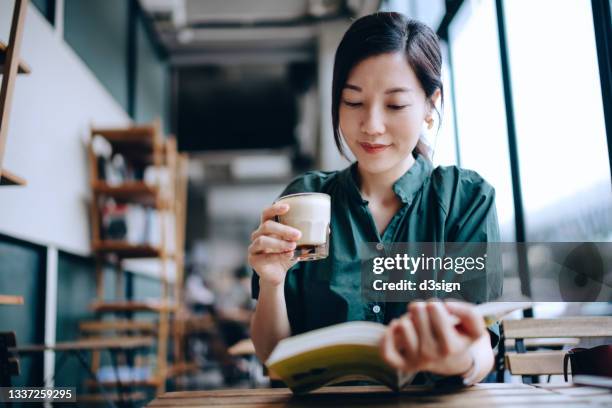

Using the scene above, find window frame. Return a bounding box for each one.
[439,0,612,302]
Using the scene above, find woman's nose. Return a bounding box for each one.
[360,107,386,136]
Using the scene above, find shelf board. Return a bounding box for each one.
[92,181,169,208]
[0,294,24,305]
[90,300,177,314]
[183,315,215,333]
[91,125,160,151]
[0,168,26,186]
[14,336,154,353]
[167,362,199,377]
[0,41,30,74]
[79,319,157,333]
[92,241,164,258]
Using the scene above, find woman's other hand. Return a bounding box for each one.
[379,300,491,377]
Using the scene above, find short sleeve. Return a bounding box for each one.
[431,166,500,243]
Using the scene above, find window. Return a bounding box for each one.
[504,0,612,241]
[449,0,516,241]
[431,41,458,167]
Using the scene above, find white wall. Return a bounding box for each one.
[0,1,130,256]
[316,19,352,172]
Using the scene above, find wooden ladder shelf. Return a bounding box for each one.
[0,0,30,186]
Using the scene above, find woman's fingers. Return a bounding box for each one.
[251,219,302,242]
[427,301,458,356]
[250,203,301,253]
[396,317,419,370]
[380,320,407,370]
[444,301,486,340]
[409,302,437,361]
[382,301,486,376]
[260,202,290,224]
[249,235,296,255]
[248,252,294,265]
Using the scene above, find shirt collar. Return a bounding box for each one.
[341,154,433,206]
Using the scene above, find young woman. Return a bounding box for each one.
[248,12,501,386]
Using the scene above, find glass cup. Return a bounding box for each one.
[275,192,331,261]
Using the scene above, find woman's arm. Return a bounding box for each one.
[248,201,302,362]
[439,301,494,382]
[464,332,494,383]
[250,280,292,362]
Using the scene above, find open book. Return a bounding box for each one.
[266,302,532,394]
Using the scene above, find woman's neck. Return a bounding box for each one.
[357,154,416,203]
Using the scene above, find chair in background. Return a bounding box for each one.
[499,316,612,383]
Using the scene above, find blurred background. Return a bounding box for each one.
[0,0,610,404]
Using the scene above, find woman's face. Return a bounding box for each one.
[339,52,434,175]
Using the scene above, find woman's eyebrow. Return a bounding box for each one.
[385,87,413,94]
[344,83,362,91]
[343,84,414,94]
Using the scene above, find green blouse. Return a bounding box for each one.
[252,154,502,347]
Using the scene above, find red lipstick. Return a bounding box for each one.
[359,142,390,154]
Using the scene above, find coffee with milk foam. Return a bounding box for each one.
[277,193,330,247]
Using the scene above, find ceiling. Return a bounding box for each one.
[139,0,383,65]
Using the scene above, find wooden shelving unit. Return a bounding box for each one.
[90,300,177,314]
[0,0,29,187]
[166,361,199,377]
[79,319,156,333]
[92,181,158,203]
[90,124,162,145]
[92,241,165,258]
[0,0,29,390]
[86,120,188,395]
[91,181,173,209]
[0,41,30,74]
[0,167,26,186]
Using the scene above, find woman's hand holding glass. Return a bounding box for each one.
[248,202,303,287]
[379,301,486,377]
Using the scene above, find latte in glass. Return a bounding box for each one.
[275,192,331,261]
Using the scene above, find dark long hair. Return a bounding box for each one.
[332,12,444,160]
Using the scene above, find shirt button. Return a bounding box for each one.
[372,305,381,313]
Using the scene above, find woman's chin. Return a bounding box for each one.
[357,160,398,175]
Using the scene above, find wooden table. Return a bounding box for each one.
[147,383,612,407]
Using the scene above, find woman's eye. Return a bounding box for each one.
[388,105,408,110]
[343,100,362,108]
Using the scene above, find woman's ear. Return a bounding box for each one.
[429,88,441,109]
[424,88,442,128]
